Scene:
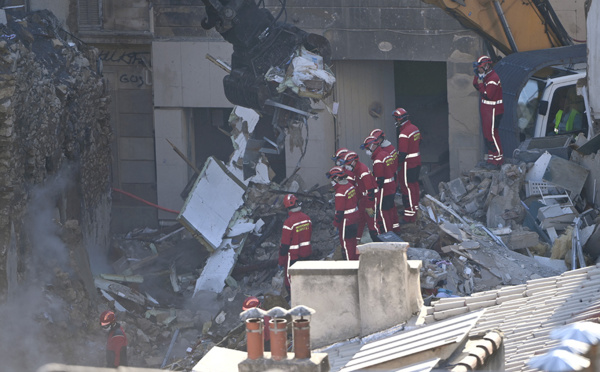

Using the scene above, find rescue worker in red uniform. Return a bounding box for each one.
[370,129,398,177]
[242,296,271,351]
[362,136,400,233]
[473,55,504,168]
[279,194,312,293]
[394,108,422,223]
[342,151,379,243]
[100,310,128,368]
[332,147,355,184]
[327,166,359,260]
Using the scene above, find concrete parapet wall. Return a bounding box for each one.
[290,243,424,348]
[289,261,360,348]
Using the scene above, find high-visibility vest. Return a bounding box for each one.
[554,108,580,133]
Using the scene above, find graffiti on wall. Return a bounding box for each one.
[99,50,151,66]
[100,49,152,88]
[119,74,146,88]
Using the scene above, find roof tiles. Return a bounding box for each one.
[425,264,600,371]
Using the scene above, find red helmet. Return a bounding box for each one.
[393,108,409,126]
[476,55,493,70]
[283,194,298,208]
[370,129,385,140]
[100,310,116,327]
[326,166,346,180]
[361,135,379,150]
[242,296,260,310]
[332,147,349,165]
[343,151,359,165]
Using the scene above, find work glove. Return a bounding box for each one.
[365,208,375,218]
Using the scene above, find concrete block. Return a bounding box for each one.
[447,177,467,202]
[500,231,540,250]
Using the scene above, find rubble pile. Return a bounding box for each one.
[414,135,600,299]
[0,8,112,371]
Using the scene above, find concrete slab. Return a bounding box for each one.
[534,256,567,272]
[542,155,589,196]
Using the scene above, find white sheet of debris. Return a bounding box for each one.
[193,242,237,294]
[177,157,247,252]
[226,106,270,185]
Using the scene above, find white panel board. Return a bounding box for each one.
[193,245,236,294]
[177,157,246,251]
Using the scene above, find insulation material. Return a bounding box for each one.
[550,226,573,260]
[277,46,335,99]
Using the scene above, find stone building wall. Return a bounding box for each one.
[0,9,111,300]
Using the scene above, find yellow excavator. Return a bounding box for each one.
[422,0,573,55]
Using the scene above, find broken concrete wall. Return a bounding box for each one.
[0,10,111,300]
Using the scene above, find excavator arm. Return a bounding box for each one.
[422,0,573,55]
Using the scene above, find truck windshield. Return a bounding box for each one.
[517,79,545,139]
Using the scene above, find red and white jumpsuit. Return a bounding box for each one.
[333,181,359,260]
[473,70,504,165]
[279,209,312,290]
[371,146,399,233]
[349,159,378,243]
[106,324,128,367]
[397,120,422,222]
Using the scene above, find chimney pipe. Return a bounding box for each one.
[293,318,311,359]
[269,318,288,361]
[245,318,264,360]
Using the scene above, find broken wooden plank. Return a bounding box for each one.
[460,241,480,250]
[128,254,159,272]
[100,289,127,312]
[95,278,146,306]
[100,273,144,284]
[439,221,467,242]
[425,194,469,226]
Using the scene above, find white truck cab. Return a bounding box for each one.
[517,65,591,140]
